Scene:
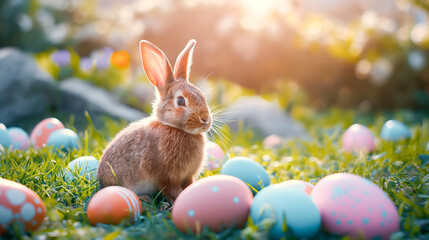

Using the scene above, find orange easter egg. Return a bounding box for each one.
[110,51,130,69]
[30,118,65,148]
[0,179,46,234]
[87,186,142,225]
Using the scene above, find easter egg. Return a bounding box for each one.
[380,120,412,141]
[311,173,399,239]
[65,156,99,181]
[250,184,321,239]
[172,175,253,233]
[30,118,65,148]
[0,178,46,234]
[47,128,79,151]
[0,123,12,149]
[220,156,270,194]
[342,124,376,153]
[8,127,30,150]
[87,186,142,225]
[278,180,314,195]
[263,134,283,149]
[205,141,225,170]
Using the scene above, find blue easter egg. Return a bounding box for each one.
[47,128,79,151]
[65,156,99,181]
[220,156,270,194]
[380,120,411,141]
[250,184,321,239]
[0,123,12,148]
[7,127,30,150]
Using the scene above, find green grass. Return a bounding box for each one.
[1,111,428,240]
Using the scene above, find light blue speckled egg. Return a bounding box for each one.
[7,127,30,150]
[250,184,321,239]
[65,156,99,181]
[380,120,411,141]
[0,123,12,149]
[47,128,79,151]
[220,156,270,194]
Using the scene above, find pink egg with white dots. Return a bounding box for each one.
[8,127,30,150]
[311,173,399,239]
[30,118,65,149]
[172,175,253,233]
[342,124,376,153]
[278,180,314,195]
[205,141,225,170]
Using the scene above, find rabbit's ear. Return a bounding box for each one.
[140,40,174,92]
[173,39,196,81]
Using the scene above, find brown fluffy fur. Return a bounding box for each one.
[97,40,211,201]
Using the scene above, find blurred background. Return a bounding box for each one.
[1,0,428,131]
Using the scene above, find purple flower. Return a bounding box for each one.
[51,50,70,67]
[94,52,111,70]
[102,47,114,56]
[80,57,94,72]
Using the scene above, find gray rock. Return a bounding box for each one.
[59,78,146,122]
[0,48,57,127]
[220,96,308,139]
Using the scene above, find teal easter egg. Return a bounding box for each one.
[380,120,411,141]
[250,184,321,239]
[220,156,270,194]
[65,156,99,181]
[0,123,12,149]
[7,127,30,150]
[47,128,79,151]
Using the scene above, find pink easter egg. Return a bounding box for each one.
[205,141,225,170]
[30,118,65,148]
[342,124,376,153]
[263,134,283,149]
[311,173,399,239]
[277,180,314,195]
[7,127,30,150]
[172,175,253,233]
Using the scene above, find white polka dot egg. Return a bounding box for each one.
[311,173,399,239]
[0,178,46,234]
[172,175,253,233]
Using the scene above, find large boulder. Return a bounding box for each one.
[0,48,58,128]
[58,78,146,124]
[220,96,308,139]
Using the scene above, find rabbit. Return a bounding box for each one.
[97,39,211,202]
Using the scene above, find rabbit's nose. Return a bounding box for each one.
[200,114,210,124]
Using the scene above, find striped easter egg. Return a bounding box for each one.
[87,186,142,225]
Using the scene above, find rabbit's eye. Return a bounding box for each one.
[177,96,186,107]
